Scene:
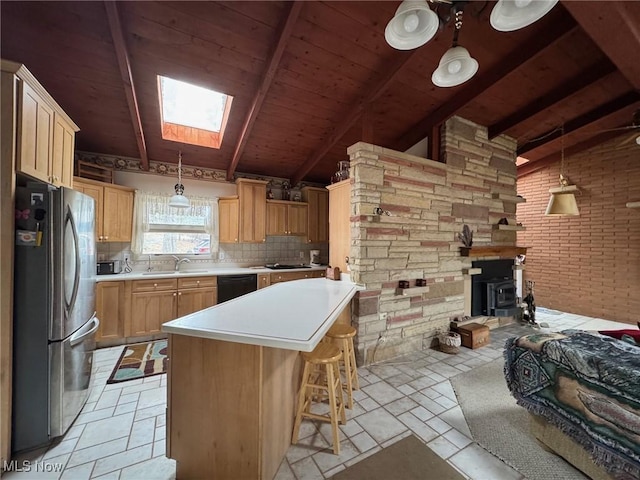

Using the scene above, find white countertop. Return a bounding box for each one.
[96,265,326,281]
[162,278,361,351]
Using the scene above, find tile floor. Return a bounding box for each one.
[4,309,631,479]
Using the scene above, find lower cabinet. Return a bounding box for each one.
[270,270,325,284]
[97,276,218,344]
[96,281,126,341]
[257,274,270,289]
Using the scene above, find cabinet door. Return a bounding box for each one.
[96,282,124,341]
[130,291,177,336]
[327,180,350,273]
[74,180,104,240]
[219,198,239,243]
[287,204,308,236]
[103,186,133,242]
[305,189,328,243]
[51,113,75,188]
[17,82,53,183]
[266,202,287,235]
[257,274,270,289]
[238,180,266,243]
[177,288,217,317]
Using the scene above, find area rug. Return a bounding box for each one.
[450,358,588,480]
[106,339,168,384]
[330,434,464,480]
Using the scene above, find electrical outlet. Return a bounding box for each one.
[219,252,225,260]
[299,251,304,259]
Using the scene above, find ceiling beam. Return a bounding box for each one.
[392,16,577,152]
[517,129,630,178]
[488,59,617,139]
[104,1,148,170]
[517,91,640,155]
[226,2,303,181]
[563,0,640,90]
[291,49,421,185]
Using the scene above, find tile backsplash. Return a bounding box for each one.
[97,236,328,272]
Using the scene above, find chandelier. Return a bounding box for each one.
[384,0,559,87]
[169,150,190,209]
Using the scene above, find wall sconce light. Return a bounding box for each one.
[169,150,190,209]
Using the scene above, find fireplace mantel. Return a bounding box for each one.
[460,246,528,258]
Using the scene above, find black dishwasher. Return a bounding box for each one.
[217,274,258,304]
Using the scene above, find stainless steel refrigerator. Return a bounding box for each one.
[13,183,100,453]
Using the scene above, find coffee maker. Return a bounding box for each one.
[309,250,321,266]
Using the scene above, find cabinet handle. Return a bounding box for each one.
[178,292,182,296]
[196,280,200,285]
[153,283,158,287]
[235,238,238,242]
[263,238,266,242]
[173,292,177,297]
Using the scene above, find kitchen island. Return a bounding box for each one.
[162,277,360,479]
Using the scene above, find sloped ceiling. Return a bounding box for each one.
[2,1,639,185]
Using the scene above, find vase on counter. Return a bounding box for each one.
[331,161,350,183]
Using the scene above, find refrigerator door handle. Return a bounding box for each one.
[64,206,81,315]
[69,314,100,347]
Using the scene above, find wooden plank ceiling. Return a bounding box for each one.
[1,1,639,185]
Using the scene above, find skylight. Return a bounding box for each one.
[158,75,233,149]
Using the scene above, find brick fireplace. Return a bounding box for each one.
[348,116,521,365]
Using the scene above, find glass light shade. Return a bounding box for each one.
[490,0,558,32]
[545,191,579,216]
[432,46,479,87]
[169,193,190,209]
[385,0,439,50]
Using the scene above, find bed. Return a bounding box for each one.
[504,330,640,480]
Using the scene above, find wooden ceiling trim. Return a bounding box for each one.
[226,2,303,181]
[104,1,149,170]
[517,91,640,155]
[488,59,617,139]
[291,49,421,185]
[563,1,640,90]
[392,17,577,152]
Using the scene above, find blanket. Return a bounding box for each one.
[504,330,640,480]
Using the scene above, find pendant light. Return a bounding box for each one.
[490,0,559,32]
[432,6,478,88]
[384,0,439,50]
[169,150,190,209]
[545,126,579,216]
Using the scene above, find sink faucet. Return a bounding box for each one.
[172,255,191,271]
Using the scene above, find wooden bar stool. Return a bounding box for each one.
[325,324,359,409]
[292,342,346,455]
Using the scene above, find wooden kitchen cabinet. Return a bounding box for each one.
[95,281,126,341]
[4,60,78,188]
[237,178,267,243]
[219,196,239,243]
[74,177,134,242]
[130,278,178,337]
[176,276,217,317]
[301,187,329,243]
[257,274,270,289]
[327,179,351,273]
[128,276,217,338]
[266,200,308,236]
[269,270,325,284]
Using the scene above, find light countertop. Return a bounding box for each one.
[162,278,361,351]
[95,265,326,281]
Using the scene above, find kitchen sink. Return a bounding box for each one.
[142,271,175,275]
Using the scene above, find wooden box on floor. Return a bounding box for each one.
[452,323,490,349]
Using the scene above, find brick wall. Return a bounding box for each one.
[348,116,519,364]
[517,140,640,324]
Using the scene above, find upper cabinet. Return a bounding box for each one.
[3,60,78,189]
[327,179,351,273]
[219,196,239,243]
[301,187,328,243]
[266,200,308,237]
[73,177,134,242]
[237,178,267,243]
